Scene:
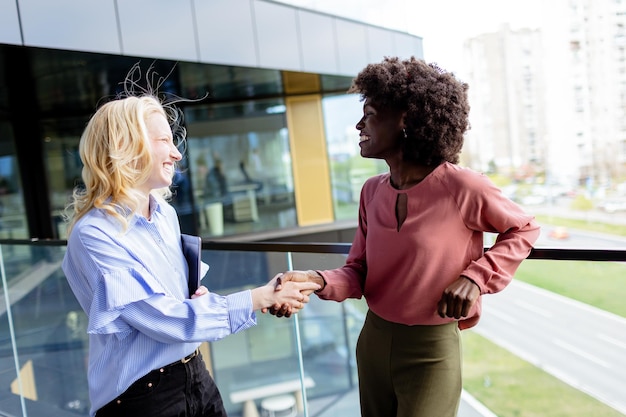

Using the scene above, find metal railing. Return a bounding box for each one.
[1,238,625,417]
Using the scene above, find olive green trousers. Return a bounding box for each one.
[356,310,462,417]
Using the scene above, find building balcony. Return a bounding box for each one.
[0,236,624,417]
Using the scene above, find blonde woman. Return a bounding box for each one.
[62,93,318,417]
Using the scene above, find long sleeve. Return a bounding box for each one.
[316,197,369,302]
[120,290,256,343]
[315,163,539,329]
[61,197,258,414]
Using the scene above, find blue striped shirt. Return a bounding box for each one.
[62,196,256,416]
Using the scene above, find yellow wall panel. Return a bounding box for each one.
[285,95,334,226]
[282,71,320,94]
[11,359,37,401]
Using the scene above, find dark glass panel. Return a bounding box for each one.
[28,48,180,115]
[0,121,26,239]
[320,73,354,93]
[179,62,284,102]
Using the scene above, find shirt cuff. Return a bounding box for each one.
[226,290,257,333]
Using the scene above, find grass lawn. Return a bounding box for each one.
[524,215,626,318]
[514,259,626,318]
[462,214,626,416]
[462,331,624,417]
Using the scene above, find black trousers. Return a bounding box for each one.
[96,352,227,417]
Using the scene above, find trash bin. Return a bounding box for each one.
[205,202,224,236]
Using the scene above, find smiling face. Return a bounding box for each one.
[356,98,405,160]
[141,112,182,194]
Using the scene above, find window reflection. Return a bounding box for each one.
[321,94,387,220]
[3,45,361,240]
[41,118,84,239]
[0,121,26,239]
[185,100,297,237]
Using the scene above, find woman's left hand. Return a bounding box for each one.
[437,276,480,319]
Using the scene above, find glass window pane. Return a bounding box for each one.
[179,62,284,101]
[209,248,359,416]
[185,99,296,237]
[322,93,387,221]
[0,121,26,239]
[41,118,84,239]
[0,243,88,415]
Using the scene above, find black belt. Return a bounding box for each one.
[160,348,200,371]
[180,348,200,364]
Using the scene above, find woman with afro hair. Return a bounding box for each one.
[274,56,540,416]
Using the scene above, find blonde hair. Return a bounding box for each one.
[66,95,181,234]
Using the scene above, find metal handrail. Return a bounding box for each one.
[4,238,626,262]
[202,241,626,262]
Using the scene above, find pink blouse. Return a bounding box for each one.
[316,162,540,329]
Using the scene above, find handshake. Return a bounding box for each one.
[263,270,325,318]
[191,270,325,318]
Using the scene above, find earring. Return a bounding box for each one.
[402,128,407,139]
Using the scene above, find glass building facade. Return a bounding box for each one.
[0,1,426,415]
[0,0,422,242]
[0,45,393,241]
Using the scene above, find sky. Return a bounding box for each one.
[283,0,571,176]
[380,0,546,74]
[279,0,547,75]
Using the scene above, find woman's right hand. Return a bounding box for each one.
[264,270,325,317]
[251,275,319,317]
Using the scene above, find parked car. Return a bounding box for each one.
[549,226,570,240]
[597,198,626,213]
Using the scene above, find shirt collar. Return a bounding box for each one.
[127,194,165,225]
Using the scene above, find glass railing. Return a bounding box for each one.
[1,239,625,417]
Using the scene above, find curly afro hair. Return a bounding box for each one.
[348,56,470,165]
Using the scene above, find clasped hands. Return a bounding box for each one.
[189,271,319,318]
[263,270,323,318]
